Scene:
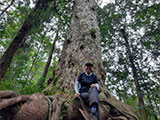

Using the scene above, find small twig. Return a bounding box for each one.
[0,0,15,17]
[100,100,138,120]
[0,2,4,5]
[79,108,89,120]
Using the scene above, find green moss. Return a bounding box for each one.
[59,103,68,120]
[52,74,61,86]
[52,105,57,112]
[90,28,97,33]
[43,74,61,95]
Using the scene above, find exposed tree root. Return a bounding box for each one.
[45,96,52,120]
[75,96,90,119]
[51,96,63,120]
[0,91,49,120]
[79,108,89,120]
[0,90,138,120]
[99,85,138,120]
[0,90,18,98]
[0,95,29,110]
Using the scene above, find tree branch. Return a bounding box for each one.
[0,0,15,17]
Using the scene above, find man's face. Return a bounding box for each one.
[85,66,92,73]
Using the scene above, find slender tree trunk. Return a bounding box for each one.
[121,29,148,120]
[39,31,58,88]
[30,57,41,84]
[137,63,158,120]
[22,34,45,89]
[0,0,15,17]
[153,96,160,115]
[146,94,157,120]
[139,38,158,120]
[0,0,50,81]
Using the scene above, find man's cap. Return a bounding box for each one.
[85,62,93,67]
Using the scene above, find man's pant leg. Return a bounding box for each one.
[80,92,89,106]
[88,87,99,120]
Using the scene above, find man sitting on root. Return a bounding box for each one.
[75,62,99,120]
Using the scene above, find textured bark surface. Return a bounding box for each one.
[0,91,48,120]
[13,93,48,120]
[43,0,139,120]
[44,0,105,94]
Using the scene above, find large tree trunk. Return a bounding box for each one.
[44,0,138,119]
[121,29,148,120]
[0,0,139,120]
[0,0,50,81]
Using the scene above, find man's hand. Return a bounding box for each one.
[90,84,96,88]
[75,92,80,97]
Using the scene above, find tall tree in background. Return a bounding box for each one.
[38,30,59,88]
[0,0,138,119]
[121,29,148,120]
[97,0,160,119]
[0,0,50,80]
[0,0,71,94]
[22,32,46,89]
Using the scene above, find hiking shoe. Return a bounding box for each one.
[91,107,97,113]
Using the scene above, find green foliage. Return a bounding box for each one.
[98,0,160,119]
[60,103,68,120]
[90,28,97,33]
[0,0,71,95]
[0,0,159,119]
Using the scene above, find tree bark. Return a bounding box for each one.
[0,0,50,81]
[43,0,138,119]
[121,29,148,120]
[51,0,105,90]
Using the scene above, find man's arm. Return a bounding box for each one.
[90,83,99,90]
[95,75,99,90]
[90,75,99,90]
[74,73,82,96]
[74,81,79,93]
[95,83,99,90]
